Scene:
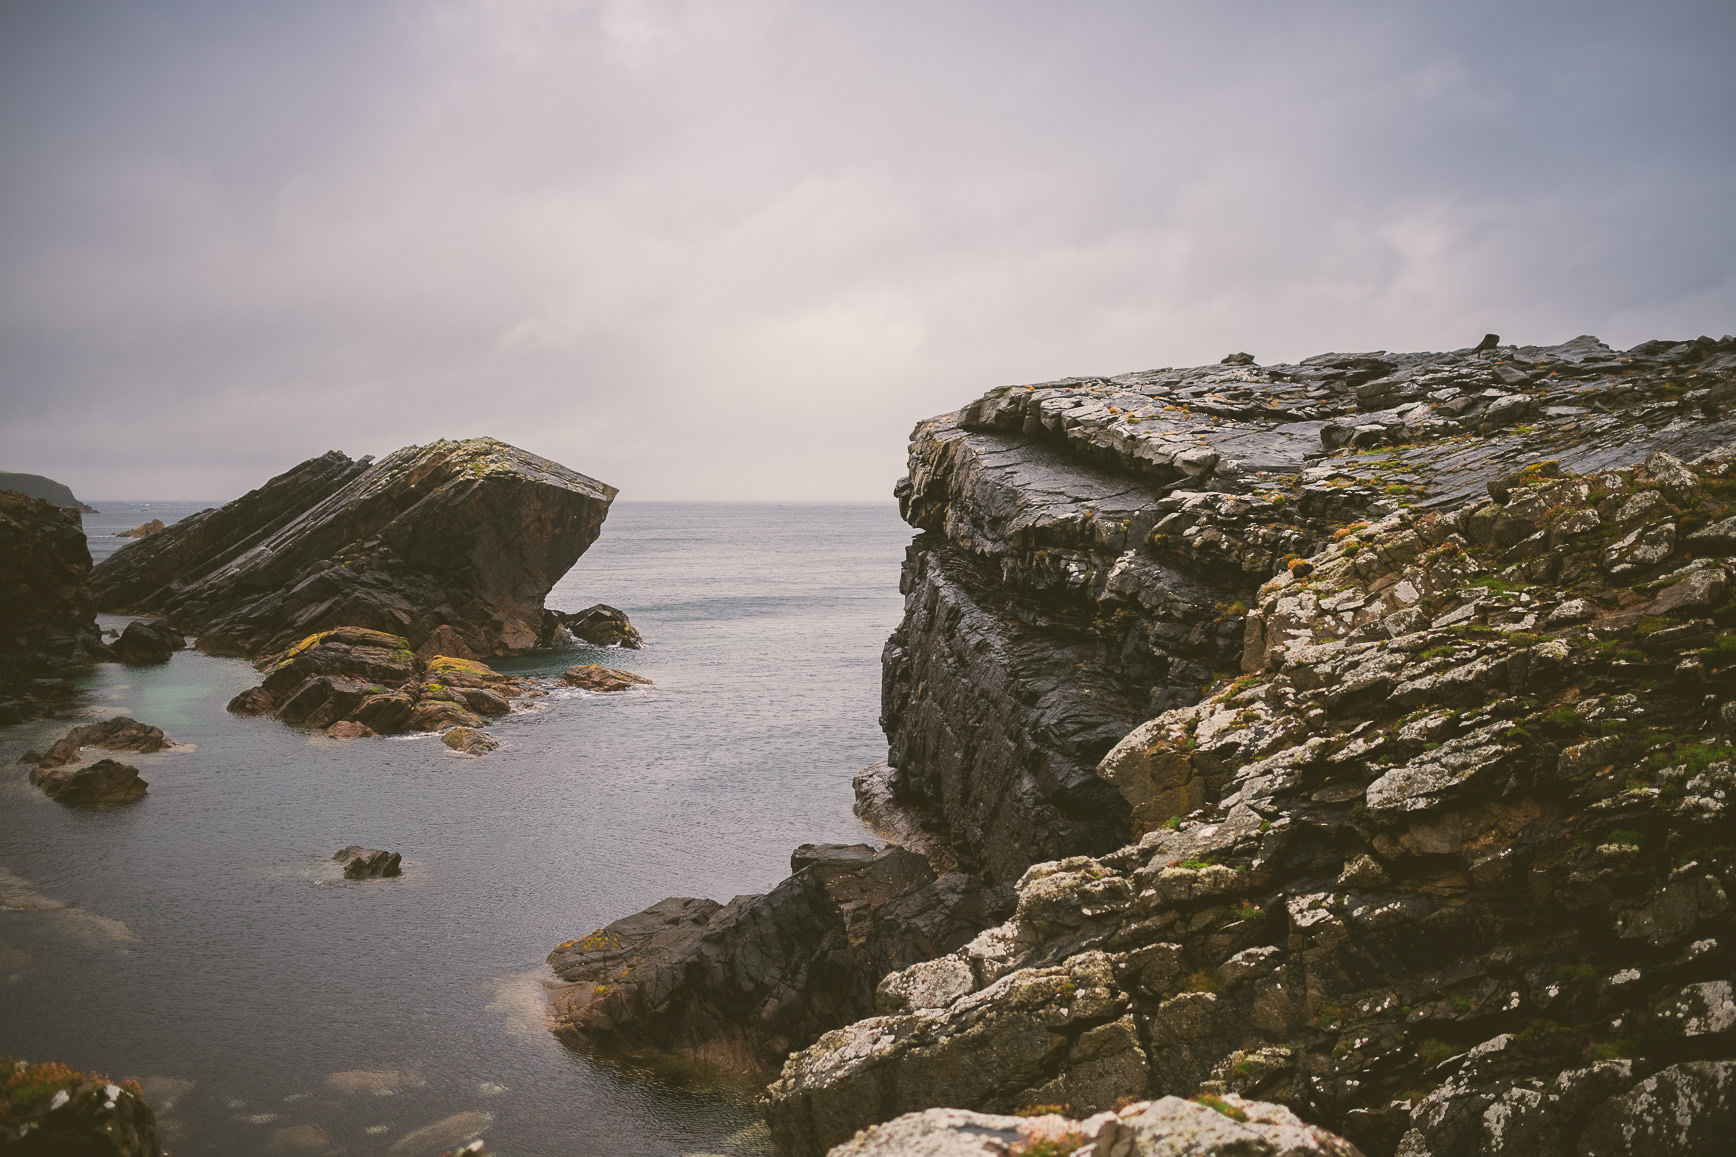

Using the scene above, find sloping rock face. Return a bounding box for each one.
[88,438,616,660]
[545,844,1013,1075]
[882,335,1736,886]
[0,490,105,723]
[765,442,1736,1156]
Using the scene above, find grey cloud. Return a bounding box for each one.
[1,0,1731,500]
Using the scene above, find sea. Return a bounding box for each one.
[0,500,915,1156]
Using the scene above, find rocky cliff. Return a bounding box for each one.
[757,334,1736,1156]
[0,472,95,512]
[88,438,615,661]
[0,490,105,723]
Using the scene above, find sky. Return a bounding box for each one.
[1,1,1732,502]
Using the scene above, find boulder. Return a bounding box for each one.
[114,519,165,539]
[333,846,402,879]
[543,603,642,649]
[561,664,651,692]
[325,720,375,739]
[110,619,185,665]
[441,727,499,755]
[0,1059,161,1156]
[37,717,174,768]
[88,438,617,661]
[30,758,148,806]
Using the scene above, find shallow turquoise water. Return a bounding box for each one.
[0,501,912,1156]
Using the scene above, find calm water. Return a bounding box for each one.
[0,502,912,1156]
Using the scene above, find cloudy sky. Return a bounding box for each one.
[2,1,1732,501]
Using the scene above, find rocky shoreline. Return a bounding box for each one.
[553,334,1736,1156]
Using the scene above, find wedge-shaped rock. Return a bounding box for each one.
[90,437,616,660]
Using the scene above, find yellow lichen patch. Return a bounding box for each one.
[274,627,414,667]
[426,655,503,681]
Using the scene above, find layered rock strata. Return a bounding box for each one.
[89,438,616,661]
[0,490,105,723]
[545,844,1012,1075]
[766,445,1736,1156]
[882,335,1736,885]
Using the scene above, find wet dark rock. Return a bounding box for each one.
[334,846,402,879]
[29,759,148,806]
[0,490,105,723]
[37,717,174,768]
[546,844,1013,1077]
[561,664,651,692]
[109,620,185,666]
[0,1058,161,1156]
[542,603,642,649]
[88,438,616,661]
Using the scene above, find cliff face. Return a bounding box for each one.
[763,335,1736,1156]
[0,490,104,722]
[879,336,1736,885]
[0,472,96,512]
[88,438,616,661]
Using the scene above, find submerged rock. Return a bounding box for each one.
[30,759,148,806]
[88,437,616,661]
[334,846,402,879]
[560,664,651,692]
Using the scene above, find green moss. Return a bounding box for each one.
[1418,1038,1455,1067]
[1556,963,1598,984]
[1192,1093,1249,1122]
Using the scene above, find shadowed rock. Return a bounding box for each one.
[110,619,185,665]
[0,489,105,723]
[30,758,148,806]
[334,846,401,879]
[543,603,642,649]
[89,437,616,661]
[0,1059,161,1155]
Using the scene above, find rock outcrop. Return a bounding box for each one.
[759,345,1736,1155]
[30,759,148,806]
[0,473,95,512]
[826,1096,1362,1157]
[0,1058,161,1156]
[88,437,616,661]
[543,603,643,649]
[545,844,1013,1075]
[334,846,402,879]
[0,490,105,723]
[226,626,530,740]
[114,519,165,540]
[36,717,175,768]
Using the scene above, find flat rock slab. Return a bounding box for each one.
[31,758,148,806]
[38,716,174,768]
[334,846,402,879]
[561,664,651,692]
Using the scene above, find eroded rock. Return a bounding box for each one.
[30,759,148,806]
[334,846,402,879]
